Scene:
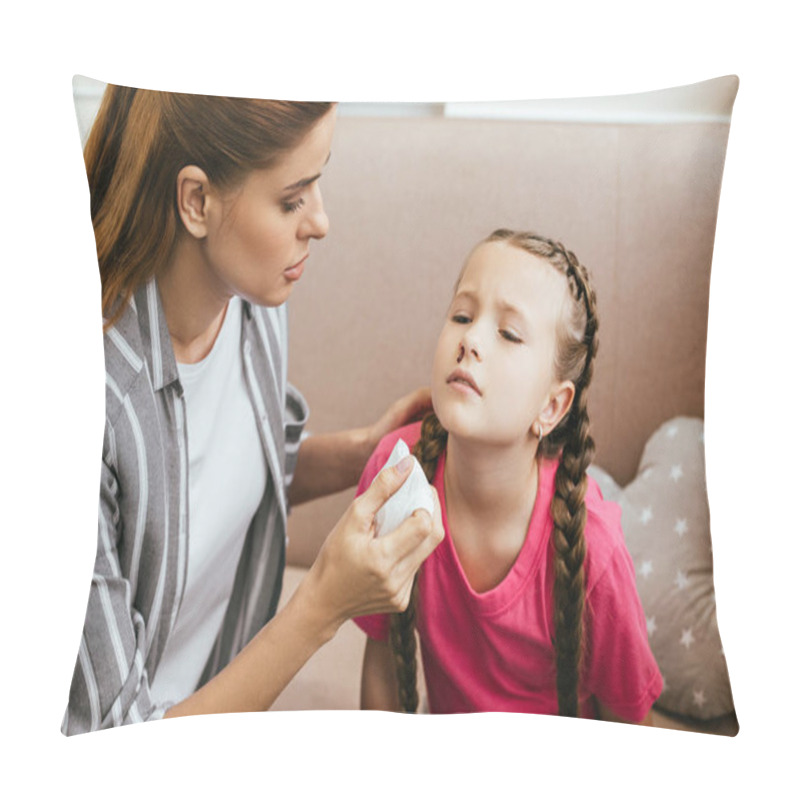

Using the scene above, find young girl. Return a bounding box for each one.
[356,229,662,722]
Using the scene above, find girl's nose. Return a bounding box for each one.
[457,333,481,363]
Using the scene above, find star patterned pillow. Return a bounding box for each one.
[589,417,735,720]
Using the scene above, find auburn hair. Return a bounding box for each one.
[389,229,600,717]
[82,84,332,328]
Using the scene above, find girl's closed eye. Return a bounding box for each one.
[451,313,471,324]
[500,329,523,343]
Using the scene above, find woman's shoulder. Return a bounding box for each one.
[102,297,148,413]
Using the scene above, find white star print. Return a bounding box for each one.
[639,560,654,578]
[674,518,688,537]
[646,616,657,636]
[670,464,684,482]
[667,425,679,439]
[640,506,653,525]
[693,688,707,709]
[680,628,695,649]
[675,570,689,590]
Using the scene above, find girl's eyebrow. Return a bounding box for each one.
[497,299,527,319]
[454,289,526,319]
[282,152,332,193]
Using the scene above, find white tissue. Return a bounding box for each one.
[372,439,435,537]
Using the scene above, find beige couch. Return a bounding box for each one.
[271,85,739,736]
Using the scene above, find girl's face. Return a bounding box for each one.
[431,241,571,448]
[198,107,337,307]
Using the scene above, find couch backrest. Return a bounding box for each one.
[286,112,731,565]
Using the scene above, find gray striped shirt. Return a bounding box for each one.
[61,279,308,735]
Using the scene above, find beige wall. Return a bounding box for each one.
[286,110,733,566]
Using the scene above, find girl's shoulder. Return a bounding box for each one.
[540,458,627,589]
[359,421,425,493]
[583,472,629,592]
[372,421,425,461]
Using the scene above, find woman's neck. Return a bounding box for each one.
[158,235,232,364]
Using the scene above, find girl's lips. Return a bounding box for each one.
[284,254,308,282]
[446,369,481,396]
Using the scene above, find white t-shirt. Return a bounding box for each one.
[150,297,267,705]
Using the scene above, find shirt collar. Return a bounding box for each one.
[133,278,181,393]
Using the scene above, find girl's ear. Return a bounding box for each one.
[176,165,212,239]
[536,381,575,437]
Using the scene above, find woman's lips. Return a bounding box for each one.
[446,369,481,396]
[284,254,308,282]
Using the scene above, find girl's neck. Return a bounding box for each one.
[157,235,233,364]
[443,434,539,526]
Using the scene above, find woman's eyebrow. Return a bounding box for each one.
[282,152,332,193]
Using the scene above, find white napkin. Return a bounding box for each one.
[372,439,435,537]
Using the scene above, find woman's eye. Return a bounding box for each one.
[282,197,305,214]
[500,329,522,343]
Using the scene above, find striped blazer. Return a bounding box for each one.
[62,279,308,735]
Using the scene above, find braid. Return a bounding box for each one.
[485,229,600,717]
[389,413,447,712]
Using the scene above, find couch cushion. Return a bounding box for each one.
[589,417,735,720]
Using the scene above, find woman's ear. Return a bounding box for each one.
[176,165,211,239]
[536,381,575,437]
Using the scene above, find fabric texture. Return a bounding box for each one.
[355,423,663,721]
[588,417,735,719]
[62,279,308,735]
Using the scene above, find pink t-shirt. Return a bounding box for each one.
[355,423,663,721]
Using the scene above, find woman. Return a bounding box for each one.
[62,86,443,734]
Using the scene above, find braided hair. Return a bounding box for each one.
[389,229,599,717]
[388,412,448,713]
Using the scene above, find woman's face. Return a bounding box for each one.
[431,241,570,447]
[199,107,337,307]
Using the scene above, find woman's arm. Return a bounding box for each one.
[165,457,443,719]
[360,636,401,712]
[287,387,431,507]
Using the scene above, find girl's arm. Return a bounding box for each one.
[360,636,401,712]
[165,458,442,720]
[287,387,431,507]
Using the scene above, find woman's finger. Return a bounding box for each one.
[353,454,415,522]
[377,486,444,567]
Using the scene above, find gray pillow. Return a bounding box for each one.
[588,417,734,720]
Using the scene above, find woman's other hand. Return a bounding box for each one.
[367,387,432,452]
[296,453,444,640]
[286,387,432,512]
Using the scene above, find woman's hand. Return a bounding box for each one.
[286,387,432,511]
[296,453,444,641]
[165,452,443,719]
[366,387,432,453]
